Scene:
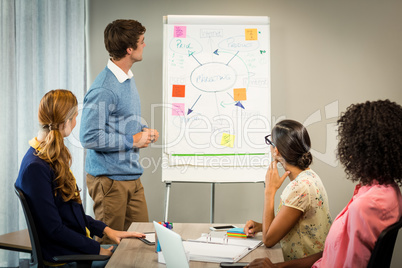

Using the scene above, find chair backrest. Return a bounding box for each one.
[367,217,402,268]
[14,183,44,268]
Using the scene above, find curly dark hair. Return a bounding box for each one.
[337,99,402,186]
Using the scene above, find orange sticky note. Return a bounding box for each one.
[245,28,258,41]
[172,85,185,97]
[233,88,247,101]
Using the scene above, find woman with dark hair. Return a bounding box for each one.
[244,120,332,261]
[246,100,402,267]
[15,90,145,267]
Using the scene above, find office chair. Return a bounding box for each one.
[14,184,109,268]
[367,216,402,268]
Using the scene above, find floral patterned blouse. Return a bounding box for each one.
[278,169,332,261]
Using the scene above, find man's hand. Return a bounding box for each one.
[133,128,159,148]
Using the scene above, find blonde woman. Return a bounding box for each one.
[15,90,145,267]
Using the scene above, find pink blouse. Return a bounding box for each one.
[313,182,402,268]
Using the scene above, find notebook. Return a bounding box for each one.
[182,241,250,263]
[153,221,190,268]
[184,233,262,263]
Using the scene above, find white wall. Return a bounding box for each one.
[87,0,402,266]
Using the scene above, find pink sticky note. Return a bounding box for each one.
[172,103,185,116]
[174,26,186,38]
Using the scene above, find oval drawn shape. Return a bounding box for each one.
[218,35,259,52]
[190,62,237,93]
[169,37,203,55]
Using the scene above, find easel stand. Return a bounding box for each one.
[163,181,263,223]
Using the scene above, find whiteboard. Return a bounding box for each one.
[162,15,271,183]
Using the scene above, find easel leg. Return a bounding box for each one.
[210,183,215,223]
[164,182,171,222]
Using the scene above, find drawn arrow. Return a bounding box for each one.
[226,51,239,65]
[214,49,219,55]
[187,94,202,115]
[226,93,245,109]
[220,101,236,108]
[260,50,266,54]
[235,101,245,109]
[189,52,202,66]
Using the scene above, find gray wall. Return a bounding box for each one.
[87,0,402,266]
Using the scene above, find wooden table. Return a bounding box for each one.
[106,223,284,268]
[0,229,31,253]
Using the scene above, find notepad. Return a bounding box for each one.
[184,235,262,263]
[182,241,250,263]
[191,236,261,249]
[227,227,247,238]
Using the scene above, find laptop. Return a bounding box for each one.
[153,221,190,268]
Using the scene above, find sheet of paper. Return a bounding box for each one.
[193,236,262,249]
[182,241,249,263]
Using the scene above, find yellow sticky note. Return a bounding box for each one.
[233,88,247,101]
[221,133,235,148]
[245,28,258,41]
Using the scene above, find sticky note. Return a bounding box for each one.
[172,103,185,116]
[227,227,247,238]
[233,88,247,101]
[245,28,258,41]
[221,133,235,148]
[174,26,186,38]
[172,85,185,97]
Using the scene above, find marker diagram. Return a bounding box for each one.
[164,23,271,162]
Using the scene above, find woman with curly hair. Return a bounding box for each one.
[246,99,402,268]
[243,119,332,261]
[15,90,145,267]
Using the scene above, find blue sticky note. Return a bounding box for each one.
[227,227,246,234]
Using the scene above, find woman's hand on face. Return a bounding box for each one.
[265,160,290,192]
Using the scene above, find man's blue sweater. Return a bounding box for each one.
[80,66,145,180]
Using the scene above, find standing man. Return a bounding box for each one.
[80,19,159,244]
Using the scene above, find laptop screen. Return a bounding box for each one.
[153,221,190,268]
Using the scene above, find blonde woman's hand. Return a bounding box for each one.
[265,161,290,193]
[99,245,114,256]
[103,227,145,244]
